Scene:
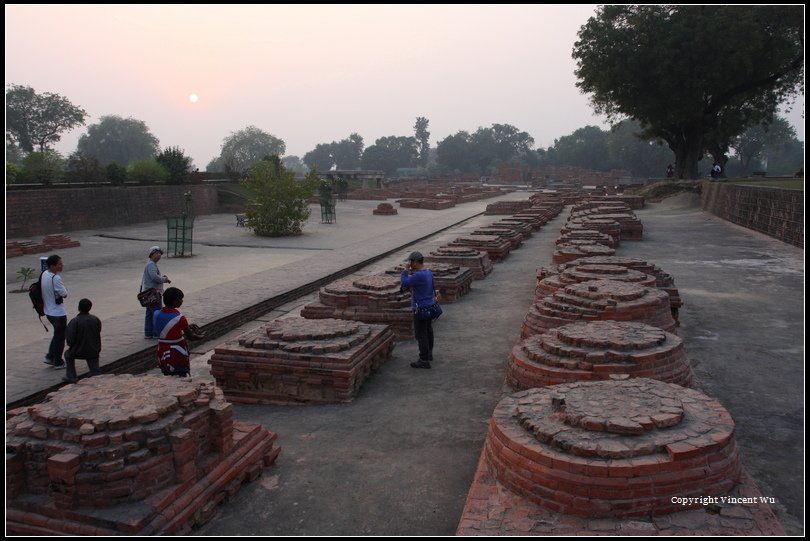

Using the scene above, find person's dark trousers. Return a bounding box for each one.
[46,315,67,365]
[145,299,162,338]
[413,315,434,361]
[64,350,101,383]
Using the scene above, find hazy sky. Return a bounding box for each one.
[5,5,805,168]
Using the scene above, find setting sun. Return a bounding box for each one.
[189,93,199,103]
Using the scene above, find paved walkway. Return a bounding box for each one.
[5,194,527,406]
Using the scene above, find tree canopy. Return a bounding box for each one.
[303,133,364,171]
[573,5,804,179]
[243,155,318,236]
[361,136,418,174]
[436,124,535,175]
[6,84,87,153]
[77,115,160,166]
[414,117,430,167]
[729,116,802,175]
[220,125,285,176]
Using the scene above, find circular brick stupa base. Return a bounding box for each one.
[425,246,493,280]
[300,275,413,339]
[486,379,741,518]
[6,375,280,535]
[373,202,398,215]
[507,321,693,389]
[209,317,395,404]
[522,280,677,338]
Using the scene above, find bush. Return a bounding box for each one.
[243,156,318,236]
[66,151,105,183]
[106,162,127,185]
[6,162,20,184]
[156,146,192,184]
[128,159,169,185]
[19,150,64,185]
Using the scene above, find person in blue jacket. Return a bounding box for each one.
[400,251,438,369]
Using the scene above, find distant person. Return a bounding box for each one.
[400,251,440,369]
[154,287,205,378]
[142,245,171,339]
[711,162,723,179]
[63,298,102,384]
[42,254,68,369]
[666,164,674,178]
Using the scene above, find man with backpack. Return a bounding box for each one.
[41,254,68,369]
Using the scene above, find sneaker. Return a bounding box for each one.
[410,360,431,369]
[43,356,55,366]
[53,363,66,369]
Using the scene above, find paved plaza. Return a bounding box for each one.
[5,193,804,535]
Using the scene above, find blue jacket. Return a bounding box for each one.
[401,269,435,310]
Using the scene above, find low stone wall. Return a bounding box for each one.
[701,182,804,248]
[6,185,220,238]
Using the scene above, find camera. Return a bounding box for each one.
[55,296,64,305]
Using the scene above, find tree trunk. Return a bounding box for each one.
[670,127,704,179]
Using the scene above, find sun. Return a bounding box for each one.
[189,93,199,103]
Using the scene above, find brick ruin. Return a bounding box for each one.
[507,321,693,390]
[208,317,395,405]
[484,200,533,215]
[385,262,473,303]
[552,242,617,265]
[535,264,658,301]
[485,378,741,517]
[521,280,677,339]
[559,256,683,321]
[560,217,622,245]
[5,375,279,535]
[470,226,525,248]
[372,202,398,215]
[300,274,413,339]
[489,218,534,239]
[447,234,512,263]
[556,229,618,248]
[424,246,493,280]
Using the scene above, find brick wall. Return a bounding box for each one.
[6,185,220,238]
[701,182,804,248]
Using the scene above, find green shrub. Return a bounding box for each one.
[156,146,192,184]
[66,151,105,183]
[128,159,169,185]
[6,162,20,184]
[19,150,64,185]
[106,162,127,185]
[243,156,318,236]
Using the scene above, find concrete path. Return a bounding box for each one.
[5,194,528,406]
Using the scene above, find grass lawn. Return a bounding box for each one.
[729,178,804,190]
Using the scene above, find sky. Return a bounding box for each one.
[5,5,805,169]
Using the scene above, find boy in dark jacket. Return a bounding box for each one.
[63,298,102,384]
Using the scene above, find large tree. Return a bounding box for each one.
[77,115,160,166]
[573,5,804,179]
[361,136,418,175]
[6,84,87,153]
[730,116,801,175]
[243,155,318,236]
[436,131,476,173]
[414,117,430,167]
[303,143,335,172]
[220,125,285,176]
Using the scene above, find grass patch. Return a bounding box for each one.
[624,180,701,201]
[729,178,804,190]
